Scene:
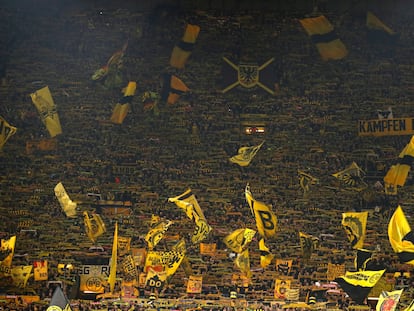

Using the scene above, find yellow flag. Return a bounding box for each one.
[299,15,348,61]
[83,212,106,243]
[376,289,403,311]
[110,81,136,124]
[168,189,195,219]
[332,162,367,191]
[235,249,251,278]
[145,267,167,289]
[367,11,395,35]
[54,182,77,218]
[170,23,200,69]
[342,211,368,249]
[109,222,118,293]
[0,235,16,269]
[230,141,264,167]
[384,136,414,195]
[245,184,277,239]
[0,116,17,150]
[223,228,256,253]
[11,265,33,288]
[388,206,414,264]
[259,238,274,268]
[145,220,173,250]
[30,86,62,137]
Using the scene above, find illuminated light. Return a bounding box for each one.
[245,127,265,135]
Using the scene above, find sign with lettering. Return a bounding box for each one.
[358,118,414,136]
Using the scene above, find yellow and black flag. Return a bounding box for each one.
[355,248,373,271]
[299,15,348,61]
[221,57,278,95]
[145,220,173,250]
[335,269,385,305]
[223,228,256,254]
[298,170,319,194]
[0,235,16,270]
[230,141,264,167]
[11,265,33,288]
[366,11,398,45]
[384,136,414,195]
[299,231,319,260]
[259,238,274,268]
[110,81,136,124]
[170,23,200,69]
[342,211,368,249]
[245,184,277,239]
[83,211,106,244]
[332,162,367,191]
[161,73,190,105]
[30,86,62,137]
[388,206,414,265]
[0,116,17,150]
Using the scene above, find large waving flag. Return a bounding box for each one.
[342,211,368,249]
[230,141,264,167]
[168,189,211,243]
[54,182,77,218]
[388,206,414,264]
[223,228,256,253]
[0,116,17,150]
[333,162,367,191]
[245,184,277,239]
[299,15,348,61]
[259,238,274,268]
[335,269,385,304]
[83,212,106,243]
[376,289,403,311]
[110,81,136,124]
[145,220,173,250]
[299,231,319,260]
[47,285,72,311]
[30,86,62,137]
[384,136,414,195]
[170,23,200,69]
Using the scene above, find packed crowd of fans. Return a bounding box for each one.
[0,0,414,310]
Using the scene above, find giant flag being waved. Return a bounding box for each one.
[388,206,414,265]
[335,269,385,304]
[384,136,414,195]
[230,141,264,167]
[30,86,62,137]
[170,23,200,69]
[342,211,368,249]
[245,184,277,239]
[168,189,211,243]
[299,15,348,61]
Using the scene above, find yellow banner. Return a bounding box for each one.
[0,116,17,150]
[358,118,414,136]
[11,265,33,288]
[200,243,216,256]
